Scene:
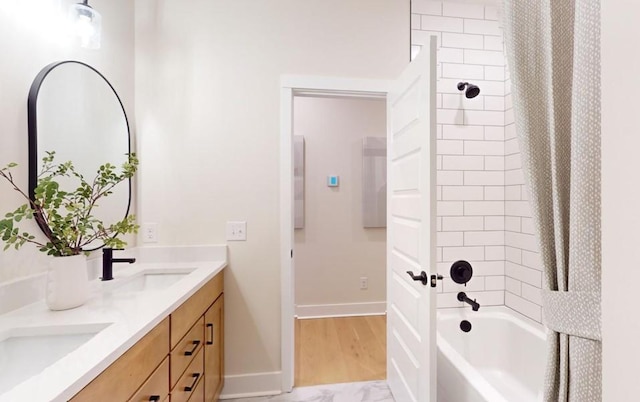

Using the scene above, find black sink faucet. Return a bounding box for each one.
[457,292,480,311]
[101,248,136,281]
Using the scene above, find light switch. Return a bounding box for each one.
[327,175,339,187]
[226,221,247,241]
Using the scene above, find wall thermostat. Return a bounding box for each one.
[327,175,339,187]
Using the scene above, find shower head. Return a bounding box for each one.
[457,82,481,99]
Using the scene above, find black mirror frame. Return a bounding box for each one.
[27,60,133,252]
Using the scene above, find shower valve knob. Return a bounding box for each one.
[406,270,429,286]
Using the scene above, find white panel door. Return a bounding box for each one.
[386,37,437,402]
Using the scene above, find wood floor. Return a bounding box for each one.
[295,315,386,387]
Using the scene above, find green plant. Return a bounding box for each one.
[0,151,139,256]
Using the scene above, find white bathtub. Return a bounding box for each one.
[437,306,546,402]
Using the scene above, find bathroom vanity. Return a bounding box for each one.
[0,246,226,402]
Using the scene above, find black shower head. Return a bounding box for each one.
[457,82,481,99]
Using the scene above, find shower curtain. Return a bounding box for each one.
[503,1,601,401]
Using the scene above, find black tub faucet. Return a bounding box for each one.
[457,292,480,311]
[101,248,136,281]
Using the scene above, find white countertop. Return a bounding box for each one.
[0,245,227,402]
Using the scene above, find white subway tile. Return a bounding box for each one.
[464,171,505,186]
[466,139,506,158]
[442,124,484,140]
[464,19,502,36]
[442,63,484,80]
[465,231,504,246]
[442,155,484,170]
[484,185,505,200]
[505,168,525,185]
[436,155,443,169]
[505,153,521,170]
[412,0,442,16]
[437,139,464,154]
[505,108,515,124]
[464,200,505,216]
[505,138,519,155]
[443,276,485,292]
[442,3,484,19]
[485,245,505,260]
[465,110,505,126]
[436,94,443,109]
[484,35,504,51]
[441,32,484,49]
[412,14,421,29]
[469,80,505,96]
[505,93,513,109]
[485,216,505,230]
[505,246,522,263]
[505,277,522,294]
[466,290,504,306]
[484,126,505,141]
[438,293,464,308]
[505,216,521,232]
[437,170,464,185]
[442,246,485,261]
[484,6,500,21]
[413,30,441,47]
[484,96,505,111]
[442,216,484,231]
[505,232,538,252]
[437,48,464,63]
[422,15,464,32]
[484,66,505,81]
[505,200,531,217]
[485,276,505,291]
[464,49,505,66]
[437,185,442,200]
[442,93,484,110]
[484,156,505,171]
[472,261,505,276]
[442,186,484,200]
[505,292,542,322]
[506,261,542,287]
[521,185,529,201]
[438,201,464,216]
[522,250,543,271]
[521,283,542,305]
[521,217,536,234]
[438,78,468,94]
[505,185,521,200]
[505,123,517,139]
[436,247,443,262]
[438,231,464,246]
[438,109,464,125]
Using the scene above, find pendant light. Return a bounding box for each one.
[68,0,102,49]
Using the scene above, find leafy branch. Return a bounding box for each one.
[0,152,139,256]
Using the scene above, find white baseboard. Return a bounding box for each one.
[296,302,386,319]
[219,371,282,399]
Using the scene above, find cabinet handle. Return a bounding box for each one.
[184,373,201,392]
[148,396,160,402]
[184,340,200,356]
[206,323,214,345]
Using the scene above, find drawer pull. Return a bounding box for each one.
[184,340,201,356]
[148,396,160,402]
[184,373,201,392]
[206,323,214,345]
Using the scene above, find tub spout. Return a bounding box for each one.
[457,292,480,311]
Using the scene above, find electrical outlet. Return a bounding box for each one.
[360,277,368,290]
[226,221,247,241]
[142,223,158,243]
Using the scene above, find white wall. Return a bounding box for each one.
[0,0,134,282]
[293,96,386,317]
[134,0,408,394]
[601,1,640,399]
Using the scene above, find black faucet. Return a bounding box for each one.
[101,248,136,281]
[457,292,480,311]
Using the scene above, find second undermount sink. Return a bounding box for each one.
[108,269,196,294]
[0,323,111,394]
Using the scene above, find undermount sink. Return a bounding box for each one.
[0,323,111,394]
[108,269,195,294]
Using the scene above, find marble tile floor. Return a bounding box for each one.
[225,380,395,402]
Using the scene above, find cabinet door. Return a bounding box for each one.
[204,295,224,401]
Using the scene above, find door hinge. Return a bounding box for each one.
[430,274,443,288]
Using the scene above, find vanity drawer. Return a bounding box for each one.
[170,271,223,348]
[171,317,204,388]
[128,356,170,402]
[186,372,205,402]
[171,346,204,402]
[71,318,170,402]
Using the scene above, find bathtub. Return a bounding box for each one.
[437,306,546,402]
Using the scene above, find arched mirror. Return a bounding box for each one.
[27,60,132,251]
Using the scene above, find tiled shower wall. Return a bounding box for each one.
[412,0,544,322]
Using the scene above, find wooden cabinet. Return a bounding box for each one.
[70,270,224,402]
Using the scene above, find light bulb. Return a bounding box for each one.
[68,2,102,49]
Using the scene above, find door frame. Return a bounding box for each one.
[279,75,391,392]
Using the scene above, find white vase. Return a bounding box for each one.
[45,254,90,311]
